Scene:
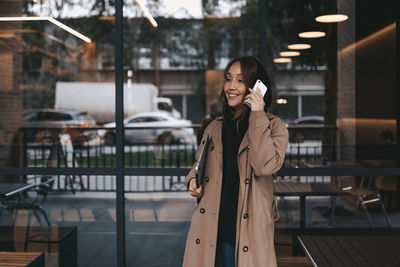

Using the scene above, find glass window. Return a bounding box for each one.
[127,117,144,123]
[276,95,298,122]
[302,95,324,117]
[157,102,172,112]
[145,116,164,122]
[0,1,117,266]
[39,112,73,121]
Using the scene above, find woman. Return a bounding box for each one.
[183,56,289,267]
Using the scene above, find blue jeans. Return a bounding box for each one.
[215,241,235,267]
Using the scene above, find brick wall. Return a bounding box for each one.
[0,1,24,177]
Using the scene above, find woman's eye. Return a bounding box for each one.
[238,80,244,83]
[225,78,231,82]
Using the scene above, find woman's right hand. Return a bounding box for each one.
[188,178,203,198]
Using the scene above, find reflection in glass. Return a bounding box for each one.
[0,2,117,266]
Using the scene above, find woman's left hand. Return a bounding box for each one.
[244,88,265,111]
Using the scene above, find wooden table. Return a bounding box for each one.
[0,252,44,267]
[274,182,344,228]
[298,235,400,267]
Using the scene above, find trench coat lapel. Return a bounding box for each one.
[238,131,249,156]
[236,131,250,213]
[209,117,223,170]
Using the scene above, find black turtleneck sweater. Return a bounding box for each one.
[218,115,247,244]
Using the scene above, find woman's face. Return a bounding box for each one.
[224,61,247,109]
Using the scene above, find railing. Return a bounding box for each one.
[24,141,332,192]
[25,142,197,192]
[20,126,399,193]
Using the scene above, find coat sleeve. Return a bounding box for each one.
[248,111,289,177]
[184,124,211,188]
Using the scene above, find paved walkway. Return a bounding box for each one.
[2,192,400,267]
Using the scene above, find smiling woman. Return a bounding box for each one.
[183,56,289,267]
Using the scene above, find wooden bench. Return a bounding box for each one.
[0,252,44,267]
[0,226,77,267]
[277,257,312,267]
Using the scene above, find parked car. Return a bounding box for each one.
[23,109,96,144]
[287,116,324,126]
[100,112,196,145]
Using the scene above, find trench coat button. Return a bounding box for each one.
[247,145,250,149]
[196,238,200,244]
[245,178,250,184]
[205,176,209,182]
[200,208,205,214]
[243,213,248,219]
[243,246,248,252]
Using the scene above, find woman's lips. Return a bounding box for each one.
[228,93,239,97]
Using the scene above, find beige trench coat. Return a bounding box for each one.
[183,110,289,267]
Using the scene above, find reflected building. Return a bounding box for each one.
[0,0,397,167]
[0,0,24,170]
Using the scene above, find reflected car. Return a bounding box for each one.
[23,109,97,143]
[287,116,324,126]
[100,112,196,145]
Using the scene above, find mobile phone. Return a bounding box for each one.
[252,79,268,96]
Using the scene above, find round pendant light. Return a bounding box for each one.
[279,51,300,57]
[273,58,292,63]
[316,14,349,23]
[288,43,311,50]
[298,31,326,38]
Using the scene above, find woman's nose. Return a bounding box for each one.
[230,80,238,89]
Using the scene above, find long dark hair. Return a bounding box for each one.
[220,56,272,127]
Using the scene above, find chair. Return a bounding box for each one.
[331,175,391,227]
[375,175,397,210]
[274,176,295,226]
[1,176,55,227]
[2,176,57,252]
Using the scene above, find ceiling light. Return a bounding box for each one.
[298,31,326,38]
[135,0,158,28]
[288,43,311,50]
[276,98,288,104]
[0,16,91,42]
[273,58,292,63]
[48,18,91,42]
[316,14,349,23]
[279,51,300,57]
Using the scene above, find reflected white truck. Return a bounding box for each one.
[55,82,180,124]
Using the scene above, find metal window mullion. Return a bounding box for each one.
[396,18,400,212]
[182,95,187,119]
[258,0,268,68]
[298,95,302,118]
[115,0,126,266]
